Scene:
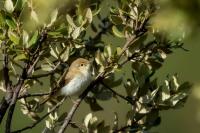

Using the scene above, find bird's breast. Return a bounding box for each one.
[61,73,92,96]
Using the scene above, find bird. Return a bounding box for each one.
[40,58,93,105]
[60,58,93,96]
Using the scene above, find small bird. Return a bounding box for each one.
[40,58,93,105]
[60,58,93,96]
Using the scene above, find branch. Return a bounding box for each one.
[58,73,105,133]
[5,30,47,132]
[17,92,50,99]
[27,62,61,79]
[11,97,66,133]
[100,81,134,105]
[0,41,13,124]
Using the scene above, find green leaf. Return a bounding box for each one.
[4,0,14,13]
[23,30,29,47]
[112,26,125,38]
[66,14,76,27]
[60,46,70,62]
[5,17,17,29]
[110,15,123,25]
[71,27,81,39]
[41,64,54,72]
[15,0,26,10]
[28,31,38,48]
[14,53,27,61]
[8,31,20,45]
[161,80,170,101]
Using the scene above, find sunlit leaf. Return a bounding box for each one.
[8,31,20,45]
[4,0,14,13]
[112,25,125,38]
[85,8,93,24]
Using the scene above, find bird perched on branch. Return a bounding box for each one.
[40,58,93,105]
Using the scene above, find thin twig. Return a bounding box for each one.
[11,97,66,133]
[27,61,61,79]
[17,92,51,99]
[100,81,134,105]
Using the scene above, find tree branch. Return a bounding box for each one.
[11,97,66,133]
[27,61,61,79]
[100,81,134,105]
[0,41,13,124]
[58,73,105,133]
[5,30,47,132]
[17,92,51,99]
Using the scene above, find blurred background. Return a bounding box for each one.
[1,0,200,132]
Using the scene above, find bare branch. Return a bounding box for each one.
[11,97,66,133]
[17,92,51,99]
[27,62,61,79]
[100,81,134,105]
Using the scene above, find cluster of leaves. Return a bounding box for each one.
[0,0,192,133]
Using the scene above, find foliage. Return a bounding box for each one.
[0,0,192,133]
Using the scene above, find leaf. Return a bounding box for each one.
[84,113,93,127]
[50,45,58,59]
[110,15,123,25]
[41,64,54,72]
[4,0,14,13]
[15,0,26,11]
[23,30,29,47]
[112,25,125,38]
[71,27,81,39]
[5,17,17,29]
[85,8,93,24]
[135,101,151,114]
[60,46,70,62]
[161,80,170,101]
[14,53,27,61]
[27,31,38,48]
[66,14,76,27]
[47,9,58,27]
[8,31,20,45]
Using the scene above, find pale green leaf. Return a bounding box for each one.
[85,8,93,24]
[66,14,76,27]
[23,30,29,47]
[8,31,20,45]
[28,31,38,48]
[112,26,125,38]
[71,27,81,39]
[4,0,14,13]
[5,17,17,29]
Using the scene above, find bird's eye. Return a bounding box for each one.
[80,63,84,66]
